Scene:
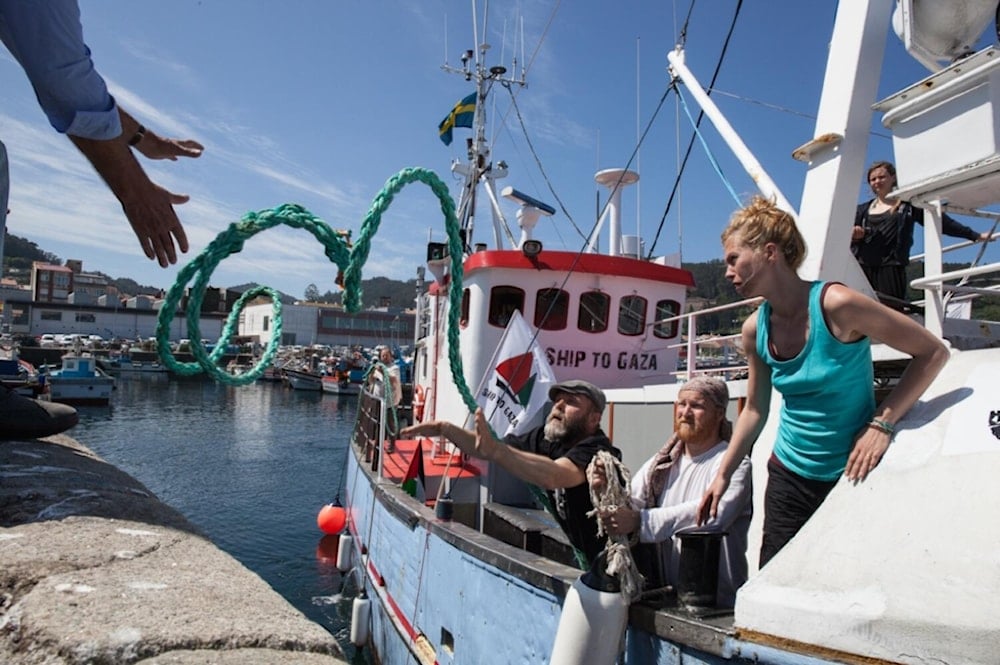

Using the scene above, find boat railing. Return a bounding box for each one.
[353,383,389,481]
[651,296,761,380]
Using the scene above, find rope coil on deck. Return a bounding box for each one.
[587,450,644,601]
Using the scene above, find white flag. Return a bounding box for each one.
[476,310,557,438]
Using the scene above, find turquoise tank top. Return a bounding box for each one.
[757,281,875,481]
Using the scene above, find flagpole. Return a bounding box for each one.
[470,309,519,427]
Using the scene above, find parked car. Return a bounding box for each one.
[39,334,59,348]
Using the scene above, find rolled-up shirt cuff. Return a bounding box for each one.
[63,104,122,140]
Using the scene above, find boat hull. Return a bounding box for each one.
[343,432,844,665]
[321,379,360,395]
[285,369,323,391]
[47,377,114,405]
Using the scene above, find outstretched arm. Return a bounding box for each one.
[698,313,770,524]
[119,108,204,161]
[68,133,191,267]
[399,419,476,451]
[475,409,586,490]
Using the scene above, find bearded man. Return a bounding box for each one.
[401,380,619,566]
[594,376,751,607]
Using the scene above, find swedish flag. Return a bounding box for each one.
[438,92,476,146]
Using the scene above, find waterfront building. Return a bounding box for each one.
[239,301,415,349]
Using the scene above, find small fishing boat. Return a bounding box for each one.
[0,352,45,397]
[339,2,1000,664]
[321,371,360,395]
[44,353,115,406]
[284,367,324,391]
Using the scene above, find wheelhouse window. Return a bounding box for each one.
[460,288,470,328]
[577,291,609,333]
[534,288,568,330]
[652,299,681,339]
[617,295,647,336]
[488,286,524,328]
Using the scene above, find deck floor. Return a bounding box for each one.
[375,436,481,486]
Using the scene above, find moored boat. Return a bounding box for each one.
[284,367,324,391]
[321,371,360,395]
[338,2,1000,664]
[44,353,115,406]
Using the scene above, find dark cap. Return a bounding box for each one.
[548,379,606,413]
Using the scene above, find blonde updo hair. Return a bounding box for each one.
[720,195,807,270]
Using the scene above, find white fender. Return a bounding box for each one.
[336,533,354,572]
[350,592,371,647]
[549,575,628,665]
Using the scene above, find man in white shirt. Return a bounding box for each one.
[594,376,751,607]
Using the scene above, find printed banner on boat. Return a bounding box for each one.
[477,310,557,438]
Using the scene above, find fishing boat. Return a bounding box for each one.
[285,366,324,391]
[44,352,115,406]
[322,371,361,396]
[0,351,45,397]
[341,2,1000,664]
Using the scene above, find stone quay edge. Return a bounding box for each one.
[0,434,347,664]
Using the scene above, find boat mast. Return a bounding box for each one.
[442,2,526,253]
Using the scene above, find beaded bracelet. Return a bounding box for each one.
[868,418,895,435]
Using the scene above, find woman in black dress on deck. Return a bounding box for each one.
[852,161,990,302]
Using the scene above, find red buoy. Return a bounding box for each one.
[317,504,347,535]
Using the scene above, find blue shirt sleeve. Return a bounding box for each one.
[0,0,121,139]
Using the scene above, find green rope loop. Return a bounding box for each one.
[155,167,476,403]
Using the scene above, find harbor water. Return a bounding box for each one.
[67,372,366,662]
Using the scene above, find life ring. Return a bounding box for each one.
[412,384,426,422]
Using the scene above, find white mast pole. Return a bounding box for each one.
[667,48,795,215]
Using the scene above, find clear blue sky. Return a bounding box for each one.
[2,1,996,299]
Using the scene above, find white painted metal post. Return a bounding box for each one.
[666,49,795,215]
[921,200,946,337]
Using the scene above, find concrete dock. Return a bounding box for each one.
[0,434,348,664]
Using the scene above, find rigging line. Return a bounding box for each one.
[704,87,815,119]
[495,118,572,249]
[704,86,896,142]
[677,86,741,205]
[646,0,744,259]
[503,83,588,242]
[513,80,673,337]
[520,0,560,79]
[675,0,697,50]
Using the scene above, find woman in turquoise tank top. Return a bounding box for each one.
[697,196,949,567]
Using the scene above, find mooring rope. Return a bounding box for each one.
[154,167,474,395]
[587,450,644,602]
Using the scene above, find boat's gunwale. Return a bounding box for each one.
[351,440,580,596]
[349,438,750,661]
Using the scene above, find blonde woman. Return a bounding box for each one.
[698,196,949,566]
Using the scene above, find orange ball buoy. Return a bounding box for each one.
[317,504,347,535]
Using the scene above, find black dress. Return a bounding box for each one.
[852,200,980,300]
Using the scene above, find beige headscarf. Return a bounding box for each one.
[643,377,732,507]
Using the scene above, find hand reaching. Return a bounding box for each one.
[135,131,204,161]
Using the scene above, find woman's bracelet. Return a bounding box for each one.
[868,418,895,435]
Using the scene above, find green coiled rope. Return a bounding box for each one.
[155,166,478,416]
[155,165,590,569]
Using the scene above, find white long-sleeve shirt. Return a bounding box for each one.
[630,440,752,607]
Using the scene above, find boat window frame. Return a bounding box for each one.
[652,299,681,339]
[460,288,470,329]
[577,290,610,333]
[488,285,525,328]
[534,288,569,331]
[617,295,647,336]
